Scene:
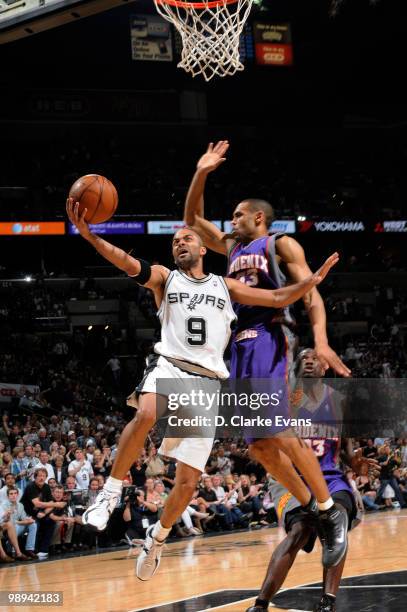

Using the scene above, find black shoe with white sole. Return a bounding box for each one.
[318,505,348,567]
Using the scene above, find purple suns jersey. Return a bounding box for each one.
[293,384,352,495]
[228,234,294,331]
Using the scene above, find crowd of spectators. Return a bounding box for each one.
[1,404,407,564]
[0,282,151,415]
[339,339,407,379]
[0,288,66,328]
[347,438,407,512]
[334,302,407,379]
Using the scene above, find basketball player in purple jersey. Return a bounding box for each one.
[246,349,378,612]
[184,141,352,567]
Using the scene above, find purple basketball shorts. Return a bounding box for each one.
[229,324,297,441]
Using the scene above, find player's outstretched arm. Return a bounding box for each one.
[276,236,351,377]
[183,141,232,255]
[66,198,166,290]
[225,253,339,308]
[67,197,141,274]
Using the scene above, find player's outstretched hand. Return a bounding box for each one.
[315,344,351,377]
[197,140,229,173]
[66,197,92,240]
[311,252,339,285]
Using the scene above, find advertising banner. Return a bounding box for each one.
[223,220,296,234]
[131,14,173,62]
[68,221,145,235]
[298,220,365,233]
[376,220,407,233]
[0,382,40,403]
[148,220,222,234]
[0,222,65,235]
[253,23,293,66]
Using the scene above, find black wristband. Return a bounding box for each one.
[135,259,152,285]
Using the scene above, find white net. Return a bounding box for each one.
[154,0,254,82]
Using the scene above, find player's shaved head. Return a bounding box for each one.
[174,227,203,246]
[295,348,325,378]
[244,199,274,227]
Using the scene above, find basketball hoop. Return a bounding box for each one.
[154,0,254,81]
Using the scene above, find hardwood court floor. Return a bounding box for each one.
[1,510,406,612]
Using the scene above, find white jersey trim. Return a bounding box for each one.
[157,269,176,319]
[178,270,213,284]
[219,276,237,321]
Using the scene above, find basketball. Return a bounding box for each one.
[68,174,118,224]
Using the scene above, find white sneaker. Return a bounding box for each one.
[136,524,165,581]
[37,552,48,560]
[82,488,120,531]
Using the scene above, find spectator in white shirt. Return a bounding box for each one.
[215,447,232,477]
[211,475,227,503]
[0,473,22,504]
[68,449,94,490]
[37,451,55,483]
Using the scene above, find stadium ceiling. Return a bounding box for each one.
[0,0,130,44]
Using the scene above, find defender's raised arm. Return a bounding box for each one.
[184,141,232,255]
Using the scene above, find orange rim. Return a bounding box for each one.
[157,0,238,9]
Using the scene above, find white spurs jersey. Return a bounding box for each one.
[154,270,236,379]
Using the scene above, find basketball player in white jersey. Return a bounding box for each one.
[66,198,338,581]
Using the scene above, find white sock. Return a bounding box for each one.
[152,520,171,543]
[105,476,123,492]
[181,510,193,529]
[318,497,334,511]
